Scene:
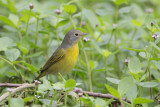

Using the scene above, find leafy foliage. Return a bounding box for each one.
[0,0,160,106]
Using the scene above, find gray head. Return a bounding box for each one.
[61,29,87,48]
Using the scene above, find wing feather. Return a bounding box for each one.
[40,48,66,73]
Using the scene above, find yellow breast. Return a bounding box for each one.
[48,43,79,75]
[62,43,79,75]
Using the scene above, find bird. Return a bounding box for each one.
[34,29,87,81]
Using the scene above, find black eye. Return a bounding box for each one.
[75,33,78,36]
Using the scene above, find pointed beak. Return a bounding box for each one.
[83,33,88,36]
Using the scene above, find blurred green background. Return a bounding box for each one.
[0,0,160,106]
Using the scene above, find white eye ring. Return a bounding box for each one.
[75,33,78,36]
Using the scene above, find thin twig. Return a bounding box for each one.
[0,83,23,87]
[0,83,35,102]
[81,91,131,104]
[0,83,131,104]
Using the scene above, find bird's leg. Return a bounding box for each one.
[46,72,48,80]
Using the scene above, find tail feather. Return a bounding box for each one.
[32,71,45,83]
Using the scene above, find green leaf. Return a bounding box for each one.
[23,97,34,102]
[106,98,114,106]
[119,6,133,14]
[102,49,112,58]
[40,99,57,106]
[153,20,160,31]
[91,39,103,54]
[128,56,141,73]
[20,9,37,22]
[6,0,17,13]
[80,97,93,107]
[65,79,76,90]
[126,83,137,102]
[9,14,20,27]
[152,70,160,81]
[151,58,160,61]
[133,97,154,105]
[132,20,142,27]
[95,98,106,107]
[23,62,39,73]
[113,0,128,5]
[139,52,146,58]
[150,42,160,52]
[0,37,15,51]
[5,48,20,61]
[24,51,43,58]
[124,48,145,52]
[137,82,159,88]
[56,19,69,27]
[40,99,51,106]
[0,15,16,27]
[154,105,160,107]
[8,71,17,76]
[39,30,50,35]
[17,37,31,54]
[64,5,77,14]
[53,82,64,90]
[118,77,135,96]
[105,84,120,98]
[89,60,98,70]
[10,98,24,107]
[39,99,57,106]
[155,37,160,44]
[17,43,29,54]
[20,14,30,23]
[12,61,24,65]
[153,61,160,69]
[76,27,87,33]
[145,14,154,30]
[38,78,52,92]
[83,9,100,29]
[129,72,141,82]
[106,77,120,84]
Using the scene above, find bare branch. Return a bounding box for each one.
[0,83,23,87]
[0,83,131,104]
[0,83,35,102]
[74,90,131,104]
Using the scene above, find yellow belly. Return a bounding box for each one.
[48,43,79,75]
